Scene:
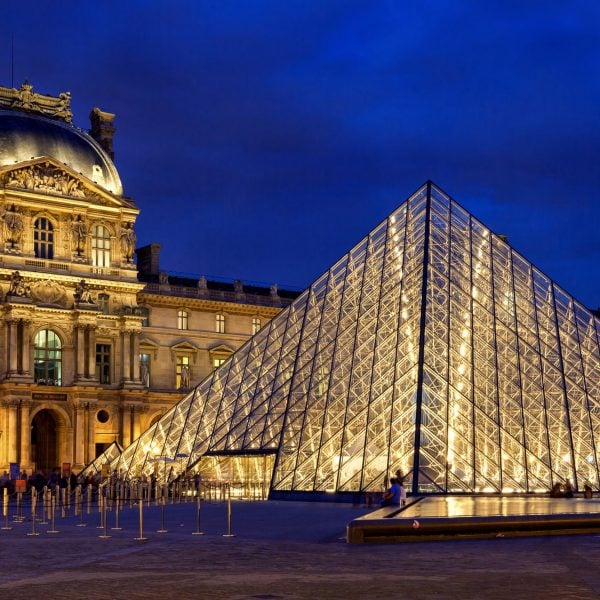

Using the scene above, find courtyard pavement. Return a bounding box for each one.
[1,498,600,599]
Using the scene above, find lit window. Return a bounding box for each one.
[178,309,189,330]
[34,330,62,386]
[216,313,225,333]
[33,217,54,259]
[252,317,261,335]
[139,353,151,387]
[92,225,111,267]
[176,355,190,389]
[96,344,111,384]
[213,357,228,370]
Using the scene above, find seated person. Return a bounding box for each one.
[564,479,574,498]
[550,482,563,498]
[381,477,401,507]
[584,482,593,499]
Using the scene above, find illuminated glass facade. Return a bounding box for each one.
[114,182,600,495]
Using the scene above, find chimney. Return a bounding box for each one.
[136,243,161,275]
[90,107,116,160]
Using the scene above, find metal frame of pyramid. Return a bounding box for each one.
[113,182,600,496]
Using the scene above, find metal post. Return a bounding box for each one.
[98,492,111,539]
[76,486,86,527]
[27,489,39,536]
[47,495,59,534]
[192,493,204,536]
[223,483,235,537]
[39,486,48,525]
[87,484,92,515]
[134,494,147,540]
[2,487,12,530]
[157,495,168,533]
[111,495,122,530]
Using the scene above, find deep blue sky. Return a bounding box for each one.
[3,2,600,306]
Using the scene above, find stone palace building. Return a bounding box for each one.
[0,82,297,475]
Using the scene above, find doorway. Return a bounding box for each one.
[31,409,58,473]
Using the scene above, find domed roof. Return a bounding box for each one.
[0,109,123,196]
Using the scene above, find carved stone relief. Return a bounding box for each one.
[2,162,85,197]
[30,279,68,306]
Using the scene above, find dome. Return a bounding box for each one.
[0,109,123,196]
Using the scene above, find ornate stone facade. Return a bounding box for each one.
[0,84,298,475]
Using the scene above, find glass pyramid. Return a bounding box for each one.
[114,182,600,495]
[80,441,123,480]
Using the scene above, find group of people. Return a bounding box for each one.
[550,478,594,499]
[0,468,103,495]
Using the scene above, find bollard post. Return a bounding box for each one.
[192,493,204,536]
[2,487,12,530]
[27,489,39,536]
[98,491,111,539]
[111,495,122,531]
[157,494,168,533]
[97,487,105,529]
[76,486,86,527]
[39,486,48,525]
[134,494,147,541]
[223,483,235,537]
[47,495,59,534]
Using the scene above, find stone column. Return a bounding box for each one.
[6,400,18,463]
[74,403,85,466]
[132,332,141,383]
[8,320,18,374]
[87,403,96,463]
[121,404,131,447]
[121,330,131,383]
[87,326,97,381]
[19,400,31,468]
[21,320,31,375]
[75,326,85,380]
[132,406,141,440]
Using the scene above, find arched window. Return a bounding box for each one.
[34,217,54,259]
[92,225,111,267]
[34,329,62,386]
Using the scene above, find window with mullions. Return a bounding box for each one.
[252,317,261,335]
[34,217,54,259]
[216,313,225,333]
[177,309,189,330]
[92,225,111,267]
[34,330,62,386]
[139,353,151,387]
[96,344,111,384]
[176,355,190,389]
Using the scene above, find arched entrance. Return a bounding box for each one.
[31,410,58,473]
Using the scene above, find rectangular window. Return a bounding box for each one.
[252,317,261,335]
[213,357,227,370]
[216,313,225,333]
[139,353,151,387]
[176,355,190,389]
[96,344,111,384]
[178,309,189,330]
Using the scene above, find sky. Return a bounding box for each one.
[3,1,600,306]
